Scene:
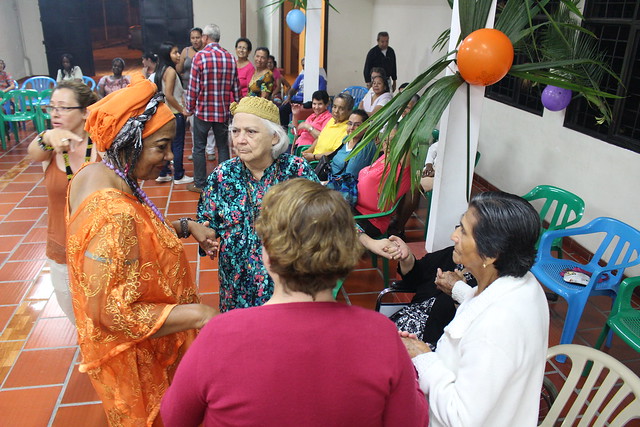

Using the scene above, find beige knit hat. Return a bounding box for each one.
[230,96,279,125]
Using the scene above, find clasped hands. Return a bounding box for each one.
[188,221,219,259]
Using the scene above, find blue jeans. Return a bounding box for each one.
[160,113,186,179]
[193,116,229,188]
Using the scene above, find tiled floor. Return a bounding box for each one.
[2,113,640,425]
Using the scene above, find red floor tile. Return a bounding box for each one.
[26,272,53,300]
[0,235,23,252]
[3,347,75,388]
[167,200,199,215]
[8,242,47,262]
[0,204,13,216]
[52,403,108,427]
[25,318,77,349]
[4,208,43,222]
[0,305,17,333]
[41,294,67,319]
[0,300,46,341]
[200,293,220,309]
[22,226,47,243]
[0,221,34,236]
[16,196,48,208]
[0,386,62,427]
[0,260,46,282]
[61,368,101,404]
[198,270,219,293]
[0,281,31,305]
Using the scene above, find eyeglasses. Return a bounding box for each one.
[45,105,83,115]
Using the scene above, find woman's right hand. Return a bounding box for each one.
[435,268,466,295]
[42,129,84,154]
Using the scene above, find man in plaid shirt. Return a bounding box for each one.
[185,23,240,192]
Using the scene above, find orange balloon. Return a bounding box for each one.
[457,28,514,86]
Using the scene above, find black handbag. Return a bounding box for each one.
[313,144,342,181]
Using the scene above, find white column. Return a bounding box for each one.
[425,0,497,252]
[303,0,322,102]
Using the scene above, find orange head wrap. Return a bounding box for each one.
[84,73,175,152]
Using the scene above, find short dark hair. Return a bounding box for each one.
[371,67,386,77]
[255,47,270,57]
[190,27,203,36]
[142,51,158,63]
[236,37,253,52]
[350,109,369,122]
[334,92,354,111]
[377,31,389,40]
[312,90,329,104]
[468,191,541,278]
[399,82,410,90]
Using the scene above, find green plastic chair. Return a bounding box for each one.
[354,199,401,286]
[521,185,585,256]
[0,89,44,149]
[294,144,311,157]
[594,276,640,354]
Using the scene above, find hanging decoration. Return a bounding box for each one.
[286,9,306,34]
[456,28,514,86]
[541,85,573,111]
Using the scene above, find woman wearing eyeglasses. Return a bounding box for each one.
[27,80,99,324]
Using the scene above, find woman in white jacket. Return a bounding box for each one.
[400,191,549,427]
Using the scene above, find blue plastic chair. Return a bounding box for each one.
[341,86,368,108]
[21,76,56,91]
[82,76,96,91]
[22,76,56,107]
[531,217,640,362]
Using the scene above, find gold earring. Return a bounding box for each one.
[483,263,487,268]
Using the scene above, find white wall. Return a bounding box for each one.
[0,0,26,79]
[0,0,46,79]
[16,0,47,77]
[325,0,374,95]
[477,100,640,275]
[370,0,452,88]
[193,0,241,54]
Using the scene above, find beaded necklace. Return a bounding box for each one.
[63,140,93,180]
[102,159,166,223]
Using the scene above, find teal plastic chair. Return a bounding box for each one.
[354,200,401,286]
[0,89,44,149]
[341,86,368,107]
[522,185,585,256]
[594,276,640,354]
[531,217,640,362]
[35,89,53,131]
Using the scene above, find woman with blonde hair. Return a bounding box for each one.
[162,178,429,426]
[27,80,99,323]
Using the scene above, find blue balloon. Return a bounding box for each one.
[286,9,306,34]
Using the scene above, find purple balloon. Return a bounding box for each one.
[541,85,572,111]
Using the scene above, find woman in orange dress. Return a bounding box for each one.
[66,74,218,426]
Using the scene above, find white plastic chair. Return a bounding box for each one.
[540,344,640,426]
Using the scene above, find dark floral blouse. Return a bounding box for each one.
[197,154,318,312]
